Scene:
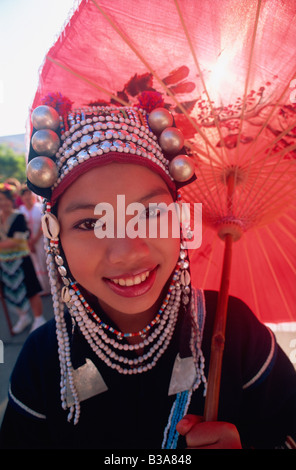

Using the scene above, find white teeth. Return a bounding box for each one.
[110,270,151,286]
[142,271,150,282]
[133,276,142,285]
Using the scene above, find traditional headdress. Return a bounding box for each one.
[26,99,206,447]
[0,182,17,200]
[27,101,197,199]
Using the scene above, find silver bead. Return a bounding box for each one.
[159,127,184,155]
[183,285,191,294]
[31,105,60,131]
[32,129,60,157]
[27,156,58,188]
[67,156,78,167]
[169,155,195,182]
[182,295,190,305]
[180,260,189,269]
[148,108,173,134]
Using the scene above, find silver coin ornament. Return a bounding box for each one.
[148,108,174,134]
[31,105,60,131]
[169,155,195,182]
[159,127,184,155]
[27,156,58,188]
[41,212,60,239]
[32,129,60,157]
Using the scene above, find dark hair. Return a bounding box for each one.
[20,184,31,196]
[0,185,16,202]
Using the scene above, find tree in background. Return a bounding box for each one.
[0,143,26,183]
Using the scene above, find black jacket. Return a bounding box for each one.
[1,290,295,449]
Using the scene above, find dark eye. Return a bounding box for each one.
[140,206,167,219]
[74,218,99,231]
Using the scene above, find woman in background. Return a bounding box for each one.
[0,184,45,333]
[20,185,50,296]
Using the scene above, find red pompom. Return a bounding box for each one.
[136,91,165,113]
[41,92,73,116]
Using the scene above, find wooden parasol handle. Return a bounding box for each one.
[203,172,235,422]
[203,233,233,421]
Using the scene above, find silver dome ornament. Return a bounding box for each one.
[27,156,58,188]
[41,212,60,239]
[31,105,60,131]
[32,129,60,157]
[169,155,195,182]
[159,127,184,155]
[148,108,173,134]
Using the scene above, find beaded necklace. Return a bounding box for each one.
[43,198,206,433]
[69,265,180,340]
[47,235,207,438]
[66,266,182,374]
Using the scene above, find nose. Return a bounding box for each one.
[106,236,151,267]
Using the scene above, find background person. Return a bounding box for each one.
[0,184,46,334]
[19,185,50,296]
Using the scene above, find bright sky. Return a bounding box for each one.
[0,0,76,137]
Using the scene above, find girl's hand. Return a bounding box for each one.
[176,414,242,449]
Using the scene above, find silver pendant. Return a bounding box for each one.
[168,354,197,396]
[66,358,108,406]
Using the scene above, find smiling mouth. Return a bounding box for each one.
[103,266,158,297]
[110,270,151,287]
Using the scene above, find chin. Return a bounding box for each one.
[104,293,160,316]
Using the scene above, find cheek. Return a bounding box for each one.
[60,233,103,282]
[156,236,180,270]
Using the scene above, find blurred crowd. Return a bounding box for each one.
[0,177,50,335]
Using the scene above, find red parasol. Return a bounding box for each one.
[29,0,296,420]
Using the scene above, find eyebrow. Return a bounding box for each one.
[138,187,171,203]
[63,202,97,214]
[63,187,171,213]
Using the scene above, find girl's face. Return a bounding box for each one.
[58,163,180,323]
[0,193,13,213]
[21,190,36,207]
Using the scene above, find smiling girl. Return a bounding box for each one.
[0,103,295,450]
